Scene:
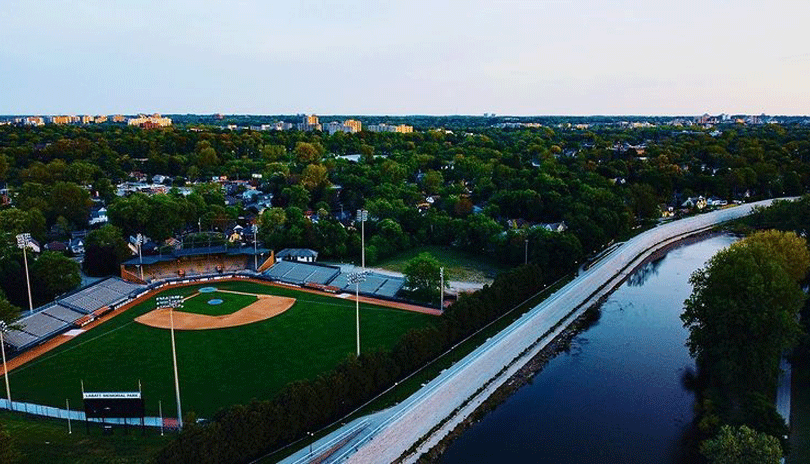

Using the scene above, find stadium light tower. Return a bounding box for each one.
[158,295,184,429]
[15,233,34,313]
[135,234,144,280]
[252,224,259,271]
[356,209,368,269]
[0,321,11,407]
[348,271,367,357]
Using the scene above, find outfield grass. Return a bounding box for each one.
[1,410,172,464]
[374,245,510,283]
[179,291,257,316]
[6,281,435,419]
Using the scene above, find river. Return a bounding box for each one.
[440,234,738,464]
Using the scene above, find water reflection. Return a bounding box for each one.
[626,256,664,287]
[440,234,738,464]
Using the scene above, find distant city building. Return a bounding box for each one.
[323,119,362,135]
[48,115,78,124]
[111,114,126,123]
[367,123,413,133]
[297,114,322,131]
[127,114,172,128]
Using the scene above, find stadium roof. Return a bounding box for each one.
[122,245,270,265]
[277,248,318,259]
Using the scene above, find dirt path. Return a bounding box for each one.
[134,295,296,330]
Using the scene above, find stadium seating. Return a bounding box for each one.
[329,271,404,298]
[3,277,146,351]
[263,261,339,286]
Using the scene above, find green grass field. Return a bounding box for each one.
[6,281,435,419]
[179,291,257,316]
[1,411,172,464]
[374,245,510,284]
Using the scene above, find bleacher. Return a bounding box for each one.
[41,303,84,323]
[58,277,144,314]
[329,272,405,298]
[263,261,340,286]
[3,277,146,352]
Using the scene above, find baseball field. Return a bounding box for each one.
[5,280,436,419]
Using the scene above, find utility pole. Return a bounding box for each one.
[16,234,33,314]
[525,238,529,265]
[440,267,444,310]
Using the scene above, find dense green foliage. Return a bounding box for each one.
[701,425,782,464]
[403,252,445,302]
[83,224,131,276]
[683,230,809,455]
[0,122,809,306]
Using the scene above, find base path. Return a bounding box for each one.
[135,294,296,330]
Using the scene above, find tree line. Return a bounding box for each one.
[681,199,810,463]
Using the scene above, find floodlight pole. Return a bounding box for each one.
[169,307,183,429]
[16,233,33,313]
[0,325,11,407]
[357,210,367,269]
[159,400,164,436]
[66,399,72,434]
[253,225,258,271]
[356,279,361,357]
[137,235,144,281]
[23,247,32,314]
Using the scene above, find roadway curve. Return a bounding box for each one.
[279,198,790,464]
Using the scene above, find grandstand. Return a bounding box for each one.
[329,272,405,299]
[120,245,270,283]
[264,261,405,299]
[3,277,146,352]
[263,261,340,286]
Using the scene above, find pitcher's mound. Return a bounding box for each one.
[135,295,296,330]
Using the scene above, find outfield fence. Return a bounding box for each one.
[0,398,172,428]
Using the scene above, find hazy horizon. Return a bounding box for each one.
[3,0,809,115]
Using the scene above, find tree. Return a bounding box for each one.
[300,163,329,191]
[404,252,446,302]
[83,225,131,277]
[682,230,808,397]
[700,425,781,464]
[422,170,444,195]
[294,142,322,164]
[30,251,81,304]
[49,182,92,228]
[0,295,20,326]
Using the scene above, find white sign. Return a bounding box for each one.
[83,391,141,400]
[156,295,184,308]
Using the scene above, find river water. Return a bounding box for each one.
[440,234,737,464]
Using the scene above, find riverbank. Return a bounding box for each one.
[432,234,738,464]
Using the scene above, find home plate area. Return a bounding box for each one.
[135,288,296,330]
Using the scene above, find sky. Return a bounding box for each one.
[2,0,809,115]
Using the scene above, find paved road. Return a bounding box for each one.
[279,199,789,464]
